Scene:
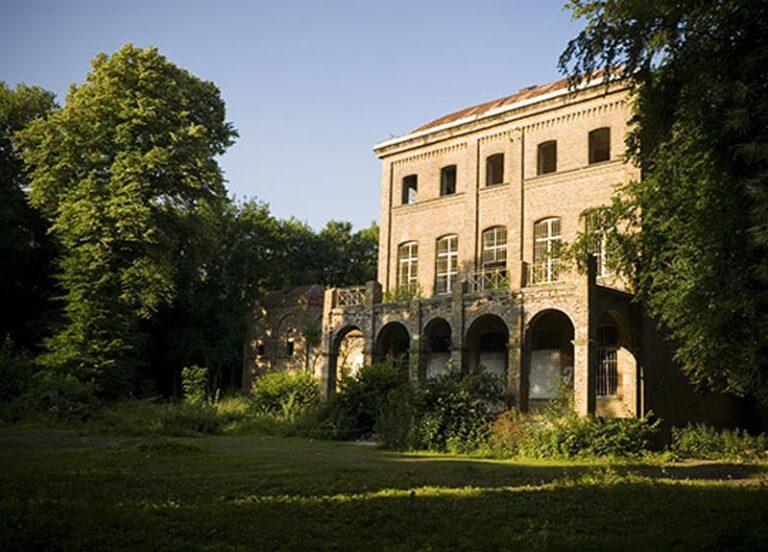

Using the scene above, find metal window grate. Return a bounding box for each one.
[596,325,618,396]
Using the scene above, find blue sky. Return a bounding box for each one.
[0,0,581,229]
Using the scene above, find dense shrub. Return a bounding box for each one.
[251,371,320,418]
[324,361,408,439]
[411,371,503,453]
[0,339,38,402]
[672,424,768,461]
[19,372,100,422]
[96,400,223,436]
[181,365,209,404]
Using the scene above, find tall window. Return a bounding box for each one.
[481,226,507,270]
[537,140,557,175]
[588,127,611,164]
[597,323,619,396]
[397,241,418,292]
[440,165,457,196]
[486,154,504,186]
[533,217,561,283]
[584,210,609,277]
[402,174,418,205]
[435,235,458,295]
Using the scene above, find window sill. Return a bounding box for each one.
[392,192,465,211]
[524,158,622,184]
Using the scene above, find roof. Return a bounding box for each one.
[413,77,573,133]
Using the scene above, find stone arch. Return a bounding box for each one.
[524,309,575,412]
[373,322,411,371]
[465,313,509,380]
[419,317,452,381]
[327,324,365,394]
[595,310,638,417]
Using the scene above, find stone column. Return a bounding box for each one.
[450,280,467,373]
[573,255,597,416]
[408,297,422,384]
[506,301,523,408]
[362,281,381,367]
[320,287,337,398]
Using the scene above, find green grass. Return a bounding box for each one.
[1,428,767,550]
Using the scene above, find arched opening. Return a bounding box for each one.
[526,309,574,411]
[328,325,364,394]
[596,311,637,417]
[420,318,452,381]
[373,322,410,371]
[465,314,509,380]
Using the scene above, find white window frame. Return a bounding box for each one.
[481,226,507,270]
[435,235,458,295]
[397,241,419,293]
[533,217,561,283]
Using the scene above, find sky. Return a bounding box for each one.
[0,0,582,229]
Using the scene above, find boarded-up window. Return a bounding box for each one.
[397,241,419,293]
[440,165,457,196]
[402,174,418,205]
[481,226,507,270]
[486,154,504,186]
[537,140,557,175]
[435,235,458,294]
[589,127,611,164]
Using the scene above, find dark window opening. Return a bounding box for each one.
[440,165,457,196]
[486,154,504,186]
[596,324,618,396]
[480,332,507,351]
[430,335,451,353]
[256,344,265,357]
[537,140,557,175]
[402,174,418,205]
[589,127,611,164]
[286,338,295,357]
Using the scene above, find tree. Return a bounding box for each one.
[16,45,237,397]
[0,83,57,350]
[560,1,768,398]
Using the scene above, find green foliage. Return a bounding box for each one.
[19,372,100,422]
[181,365,209,404]
[15,44,237,398]
[0,337,37,401]
[672,424,768,461]
[382,285,422,304]
[410,371,503,453]
[0,82,58,351]
[560,1,768,399]
[250,371,320,418]
[96,400,223,436]
[324,361,409,439]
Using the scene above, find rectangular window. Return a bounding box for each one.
[435,235,458,295]
[486,154,504,186]
[397,241,419,293]
[402,174,418,205]
[286,338,295,357]
[589,127,611,164]
[440,165,457,196]
[585,210,610,277]
[537,140,557,175]
[481,226,507,269]
[532,217,561,284]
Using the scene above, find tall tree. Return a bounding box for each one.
[16,45,237,397]
[560,1,768,398]
[0,83,57,350]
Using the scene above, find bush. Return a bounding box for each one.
[671,423,768,461]
[19,372,100,422]
[323,361,408,439]
[181,365,209,404]
[251,371,320,418]
[0,338,38,402]
[96,400,223,436]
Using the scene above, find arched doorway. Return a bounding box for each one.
[526,309,574,411]
[465,314,509,380]
[420,318,452,381]
[373,322,411,371]
[328,325,364,394]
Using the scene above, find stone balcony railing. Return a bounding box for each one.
[335,285,366,307]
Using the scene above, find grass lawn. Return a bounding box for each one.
[1,428,767,550]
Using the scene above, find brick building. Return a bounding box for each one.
[246,76,743,425]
